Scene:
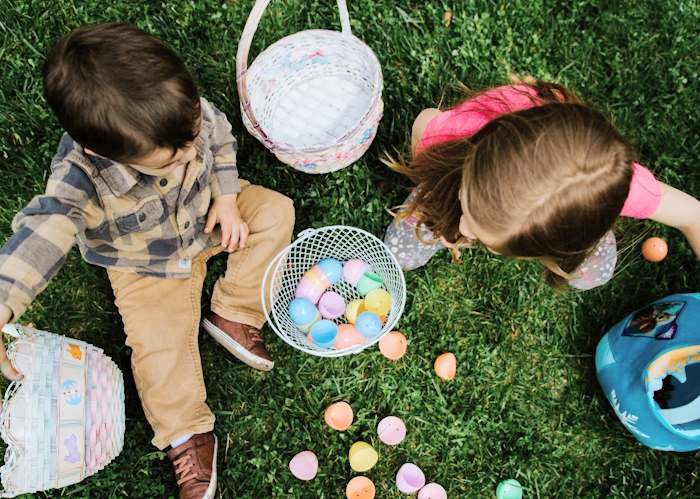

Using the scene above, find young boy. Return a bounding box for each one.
[0,23,294,498]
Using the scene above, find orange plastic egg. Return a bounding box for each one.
[378,331,407,360]
[324,401,354,431]
[434,352,457,380]
[642,237,668,262]
[335,324,366,349]
[346,476,376,499]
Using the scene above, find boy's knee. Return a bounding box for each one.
[251,190,295,233]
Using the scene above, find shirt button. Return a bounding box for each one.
[138,213,146,222]
[159,178,168,187]
[184,221,190,229]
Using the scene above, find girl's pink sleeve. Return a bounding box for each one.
[620,163,662,219]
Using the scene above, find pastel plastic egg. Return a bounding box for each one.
[318,258,343,284]
[379,331,407,360]
[418,483,447,499]
[364,288,392,316]
[343,259,369,286]
[295,277,326,304]
[289,298,321,331]
[348,442,378,472]
[357,272,383,296]
[396,463,426,494]
[356,312,382,338]
[434,352,457,380]
[345,299,366,324]
[318,291,346,320]
[324,401,354,431]
[642,237,668,262]
[310,320,338,348]
[346,476,376,499]
[335,324,366,349]
[496,479,523,499]
[289,450,318,481]
[377,416,406,445]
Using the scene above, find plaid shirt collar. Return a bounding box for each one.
[67,117,215,198]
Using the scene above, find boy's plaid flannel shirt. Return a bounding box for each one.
[0,98,240,320]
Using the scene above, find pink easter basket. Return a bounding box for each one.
[236,0,384,174]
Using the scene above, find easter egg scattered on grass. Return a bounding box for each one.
[348,441,378,472]
[642,237,668,262]
[496,479,523,499]
[377,416,406,445]
[434,353,457,380]
[346,476,376,499]
[418,483,448,499]
[324,401,353,431]
[396,463,426,494]
[289,450,318,481]
[378,331,407,360]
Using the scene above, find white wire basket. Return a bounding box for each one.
[262,226,406,357]
[0,325,125,497]
[236,0,384,174]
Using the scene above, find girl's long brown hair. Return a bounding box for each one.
[390,79,635,287]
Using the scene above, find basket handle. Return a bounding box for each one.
[236,0,352,146]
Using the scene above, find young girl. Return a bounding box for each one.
[386,79,700,289]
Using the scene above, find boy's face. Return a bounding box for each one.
[128,112,203,171]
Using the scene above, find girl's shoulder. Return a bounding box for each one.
[418,85,541,152]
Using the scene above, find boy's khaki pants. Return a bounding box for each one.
[107,181,294,449]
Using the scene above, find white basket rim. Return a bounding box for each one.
[261,225,406,357]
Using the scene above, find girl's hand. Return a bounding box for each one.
[204,193,249,252]
[650,183,700,258]
[0,304,22,381]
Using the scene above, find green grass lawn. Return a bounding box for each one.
[2,0,700,497]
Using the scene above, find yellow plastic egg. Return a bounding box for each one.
[364,289,392,317]
[345,299,365,324]
[378,331,407,360]
[324,401,354,431]
[348,441,378,472]
[434,352,457,380]
[346,476,376,499]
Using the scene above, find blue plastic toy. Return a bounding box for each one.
[310,320,338,348]
[596,293,700,451]
[317,258,343,284]
[355,311,381,338]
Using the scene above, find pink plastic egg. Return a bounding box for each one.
[418,483,448,499]
[377,416,407,445]
[343,259,369,286]
[289,450,318,481]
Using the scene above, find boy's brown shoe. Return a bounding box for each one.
[166,432,217,499]
[202,313,274,371]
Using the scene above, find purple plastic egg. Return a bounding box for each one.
[343,259,369,286]
[396,463,426,494]
[318,291,346,320]
[377,416,406,445]
[418,483,447,499]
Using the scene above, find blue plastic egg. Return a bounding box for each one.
[317,258,343,285]
[289,298,320,331]
[355,311,382,338]
[310,320,338,348]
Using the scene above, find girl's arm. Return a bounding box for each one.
[411,108,440,157]
[649,183,700,258]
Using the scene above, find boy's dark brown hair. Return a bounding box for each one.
[390,79,636,287]
[43,22,200,163]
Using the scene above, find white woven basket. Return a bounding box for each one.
[262,226,406,357]
[0,325,125,497]
[236,0,384,174]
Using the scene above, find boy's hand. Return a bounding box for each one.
[204,193,249,252]
[0,304,22,381]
